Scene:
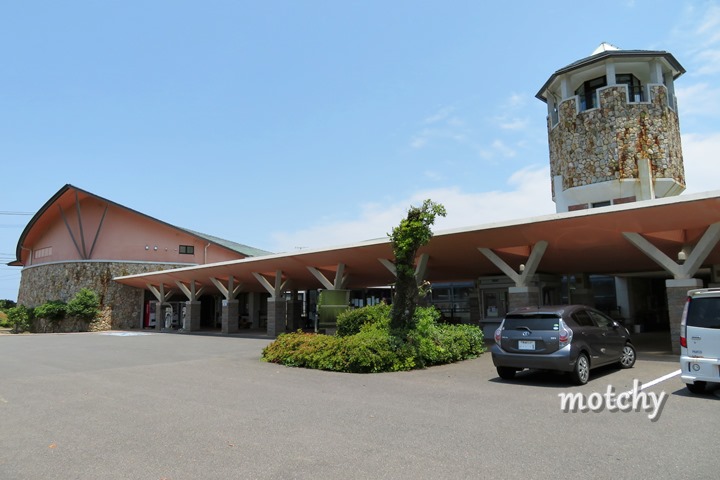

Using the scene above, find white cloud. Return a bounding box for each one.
[505,93,526,109]
[694,49,720,75]
[676,83,720,116]
[423,106,456,124]
[268,165,555,252]
[410,133,429,149]
[674,3,720,75]
[696,4,720,44]
[490,139,516,158]
[410,106,468,149]
[423,170,444,181]
[497,117,529,131]
[682,132,720,194]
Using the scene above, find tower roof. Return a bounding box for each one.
[591,42,619,55]
[536,46,686,103]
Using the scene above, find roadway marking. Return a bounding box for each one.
[97,332,155,336]
[623,369,681,395]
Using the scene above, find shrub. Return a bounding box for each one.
[66,288,100,321]
[262,331,341,369]
[336,303,391,337]
[262,304,485,373]
[34,300,67,321]
[7,305,32,333]
[0,311,9,328]
[334,322,415,372]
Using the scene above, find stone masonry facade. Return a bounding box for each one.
[548,84,685,197]
[18,261,184,330]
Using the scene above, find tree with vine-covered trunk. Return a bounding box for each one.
[389,199,446,330]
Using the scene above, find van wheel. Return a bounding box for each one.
[686,382,706,394]
[496,367,517,380]
[571,353,590,385]
[618,343,636,369]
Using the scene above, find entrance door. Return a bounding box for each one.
[481,289,507,340]
[483,289,507,320]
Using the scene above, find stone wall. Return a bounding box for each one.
[32,305,113,333]
[548,84,685,197]
[18,261,183,330]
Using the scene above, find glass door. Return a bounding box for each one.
[483,289,507,320]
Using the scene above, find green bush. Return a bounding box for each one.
[34,300,67,321]
[262,331,341,369]
[402,307,487,367]
[262,305,484,373]
[334,322,416,372]
[66,288,100,321]
[336,303,391,337]
[0,299,16,310]
[7,305,32,333]
[0,311,9,328]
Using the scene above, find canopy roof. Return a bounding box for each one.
[114,191,720,295]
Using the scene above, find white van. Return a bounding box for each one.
[680,288,720,394]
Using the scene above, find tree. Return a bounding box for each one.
[66,288,100,321]
[389,199,446,330]
[0,299,17,310]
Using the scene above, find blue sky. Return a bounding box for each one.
[2,0,720,301]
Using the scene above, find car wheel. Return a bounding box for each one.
[496,367,517,380]
[571,353,590,385]
[686,381,707,394]
[618,343,636,369]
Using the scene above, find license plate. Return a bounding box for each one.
[518,340,535,350]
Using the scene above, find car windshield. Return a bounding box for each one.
[688,298,720,329]
[503,314,561,331]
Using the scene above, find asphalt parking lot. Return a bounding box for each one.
[0,332,717,480]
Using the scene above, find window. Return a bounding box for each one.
[616,73,643,102]
[503,314,561,331]
[572,310,594,327]
[575,75,606,110]
[591,201,611,208]
[687,298,720,329]
[551,106,559,126]
[34,246,52,259]
[179,245,194,255]
[587,310,613,329]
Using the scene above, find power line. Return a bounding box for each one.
[0,211,33,216]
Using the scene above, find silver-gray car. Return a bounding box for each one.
[491,305,636,385]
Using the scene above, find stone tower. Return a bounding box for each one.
[536,43,686,212]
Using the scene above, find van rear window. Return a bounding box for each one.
[503,314,561,331]
[688,298,720,329]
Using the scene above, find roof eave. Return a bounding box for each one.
[536,50,686,102]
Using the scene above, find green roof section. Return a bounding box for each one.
[185,230,273,258]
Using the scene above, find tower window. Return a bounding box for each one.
[575,76,607,111]
[179,245,194,255]
[616,74,643,102]
[551,106,559,126]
